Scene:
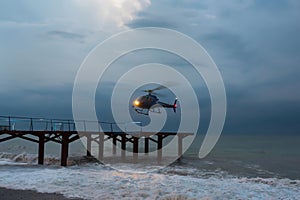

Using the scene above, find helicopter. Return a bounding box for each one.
[132,85,178,115]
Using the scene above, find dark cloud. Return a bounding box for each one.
[47,30,85,41]
[200,30,262,67]
[250,0,293,12]
[127,17,176,29]
[125,0,300,134]
[224,93,300,134]
[126,11,176,28]
[0,84,73,119]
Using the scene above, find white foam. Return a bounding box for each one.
[0,152,62,165]
[0,163,299,200]
[0,158,28,166]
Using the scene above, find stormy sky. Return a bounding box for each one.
[0,0,299,134]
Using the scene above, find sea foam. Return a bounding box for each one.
[0,160,299,200]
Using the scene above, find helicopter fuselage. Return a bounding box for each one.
[133,94,159,109]
[132,93,177,115]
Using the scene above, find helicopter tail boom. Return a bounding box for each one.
[157,98,178,113]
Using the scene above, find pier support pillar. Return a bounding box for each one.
[112,135,117,155]
[98,133,104,161]
[157,135,163,163]
[121,134,126,160]
[61,134,69,167]
[38,134,45,165]
[133,137,139,162]
[144,137,149,154]
[86,134,92,157]
[178,135,183,158]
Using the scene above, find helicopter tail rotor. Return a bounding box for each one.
[173,98,178,113]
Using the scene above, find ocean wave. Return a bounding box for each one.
[160,165,231,179]
[0,152,99,166]
[0,152,65,166]
[0,162,299,200]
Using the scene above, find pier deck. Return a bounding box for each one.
[0,116,193,166]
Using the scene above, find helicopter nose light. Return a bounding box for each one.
[134,100,140,106]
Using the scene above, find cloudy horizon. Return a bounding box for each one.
[1,0,300,134]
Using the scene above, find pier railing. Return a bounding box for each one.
[0,116,142,133]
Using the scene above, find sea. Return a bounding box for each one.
[0,133,299,199]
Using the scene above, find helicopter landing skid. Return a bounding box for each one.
[134,108,149,115]
[134,107,162,115]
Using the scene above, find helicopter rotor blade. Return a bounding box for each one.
[142,89,153,93]
[142,86,167,94]
[142,82,179,94]
[151,85,167,91]
[151,92,166,97]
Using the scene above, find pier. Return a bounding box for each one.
[0,116,192,166]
